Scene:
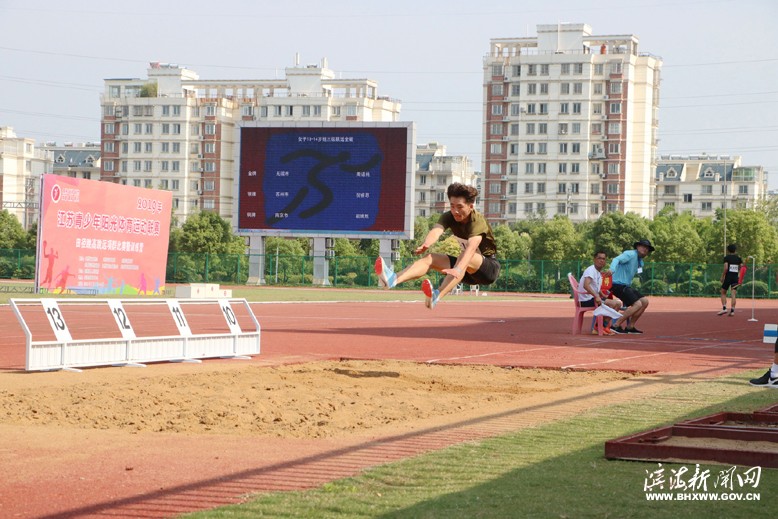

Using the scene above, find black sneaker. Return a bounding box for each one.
[611,326,628,334]
[749,370,778,388]
[626,327,644,334]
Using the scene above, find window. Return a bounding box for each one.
[510,143,519,155]
[492,84,503,96]
[537,163,547,174]
[104,123,115,135]
[133,179,141,187]
[134,123,142,135]
[104,160,114,171]
[607,183,619,194]
[594,64,604,75]
[539,83,549,95]
[160,179,169,190]
[570,183,580,194]
[509,162,519,174]
[537,202,546,213]
[539,103,548,114]
[524,182,533,194]
[558,203,567,214]
[559,143,568,154]
[538,123,547,134]
[590,184,600,194]
[525,202,534,214]
[205,104,216,116]
[491,104,503,116]
[526,123,535,134]
[608,163,620,175]
[558,163,568,174]
[527,64,536,75]
[489,183,502,194]
[610,102,621,114]
[571,143,581,154]
[172,142,180,154]
[172,161,180,172]
[664,185,676,195]
[683,193,693,202]
[702,185,713,195]
[173,106,181,116]
[133,160,141,172]
[345,105,357,116]
[526,103,536,114]
[205,124,216,135]
[161,142,170,153]
[161,161,169,172]
[537,182,546,193]
[121,142,128,153]
[609,82,623,94]
[302,106,311,117]
[145,123,153,134]
[511,84,521,96]
[591,123,602,135]
[492,64,504,76]
[104,141,114,152]
[573,82,583,94]
[488,202,501,213]
[540,64,549,75]
[664,202,675,209]
[609,62,623,75]
[702,202,713,211]
[144,160,152,172]
[608,143,621,154]
[571,163,580,173]
[491,123,503,135]
[528,84,537,95]
[739,185,749,195]
[558,183,567,193]
[171,180,179,191]
[560,83,570,94]
[593,83,603,95]
[511,65,521,77]
[419,175,427,185]
[525,163,534,174]
[538,143,547,154]
[204,180,215,191]
[561,64,570,75]
[560,102,569,114]
[510,123,519,135]
[526,143,535,154]
[593,103,603,114]
[162,123,170,134]
[591,203,600,215]
[511,104,522,116]
[144,142,152,153]
[559,123,569,135]
[572,102,581,114]
[508,203,517,214]
[133,142,142,153]
[144,179,152,188]
[204,161,216,172]
[203,199,215,210]
[121,161,127,173]
[608,122,622,134]
[490,143,503,154]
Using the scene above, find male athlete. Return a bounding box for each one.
[375,183,500,309]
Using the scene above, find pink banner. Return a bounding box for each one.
[36,175,172,295]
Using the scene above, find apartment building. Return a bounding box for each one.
[100,59,402,225]
[0,127,48,230]
[44,142,101,181]
[655,154,767,216]
[414,142,476,218]
[482,23,662,223]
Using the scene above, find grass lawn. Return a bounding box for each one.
[183,373,777,518]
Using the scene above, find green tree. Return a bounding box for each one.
[718,209,778,264]
[530,215,578,260]
[175,211,246,254]
[333,238,359,257]
[588,212,652,258]
[0,210,26,249]
[493,223,531,260]
[649,210,706,263]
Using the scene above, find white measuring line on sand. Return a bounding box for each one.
[426,345,570,364]
[560,342,745,370]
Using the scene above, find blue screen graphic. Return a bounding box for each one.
[262,133,383,230]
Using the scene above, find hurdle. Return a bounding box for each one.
[10,298,260,372]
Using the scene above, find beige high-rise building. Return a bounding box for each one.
[414,142,475,218]
[482,23,662,223]
[100,59,402,225]
[0,127,48,230]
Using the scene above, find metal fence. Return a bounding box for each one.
[2,249,776,298]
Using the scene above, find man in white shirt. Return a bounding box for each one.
[578,251,623,335]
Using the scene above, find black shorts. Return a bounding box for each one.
[447,255,501,286]
[611,284,644,307]
[580,299,596,308]
[721,278,740,291]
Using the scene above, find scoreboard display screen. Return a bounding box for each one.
[237,123,414,238]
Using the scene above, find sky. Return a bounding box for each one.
[2,0,777,188]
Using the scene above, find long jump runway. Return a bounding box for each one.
[0,295,774,518]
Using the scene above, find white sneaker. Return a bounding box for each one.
[421,279,440,309]
[717,309,728,316]
[374,257,397,289]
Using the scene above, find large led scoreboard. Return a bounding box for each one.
[236,122,415,239]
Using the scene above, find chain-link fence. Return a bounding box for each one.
[2,249,776,298]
